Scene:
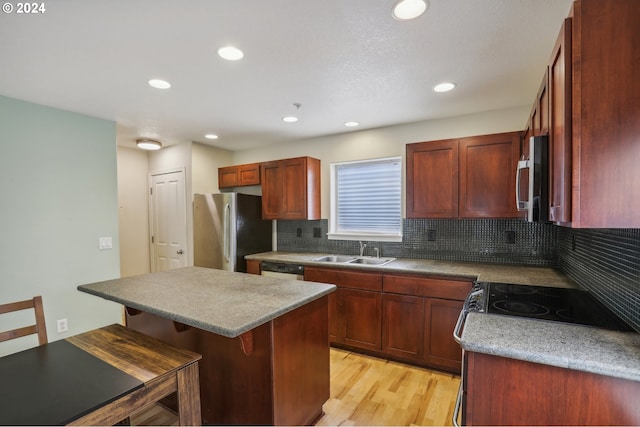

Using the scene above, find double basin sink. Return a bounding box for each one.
[312,255,396,266]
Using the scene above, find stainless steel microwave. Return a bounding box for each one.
[516,135,549,222]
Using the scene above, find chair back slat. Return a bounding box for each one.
[0,296,48,346]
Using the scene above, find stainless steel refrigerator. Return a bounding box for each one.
[193,193,272,272]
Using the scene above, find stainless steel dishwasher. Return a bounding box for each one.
[260,261,304,281]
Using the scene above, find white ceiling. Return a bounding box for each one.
[0,0,573,152]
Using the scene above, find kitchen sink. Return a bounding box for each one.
[347,257,396,266]
[313,255,357,263]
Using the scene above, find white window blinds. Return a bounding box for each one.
[329,157,402,241]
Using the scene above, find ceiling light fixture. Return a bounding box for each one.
[283,102,301,123]
[148,79,171,89]
[433,82,456,92]
[218,46,244,61]
[392,0,429,20]
[344,121,360,127]
[136,138,163,150]
[205,134,219,140]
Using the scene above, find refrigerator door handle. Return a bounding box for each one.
[224,203,231,262]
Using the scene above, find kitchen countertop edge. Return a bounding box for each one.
[78,266,336,338]
[461,312,640,382]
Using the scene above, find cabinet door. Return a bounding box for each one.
[327,290,339,343]
[406,139,459,218]
[238,163,260,186]
[424,298,463,373]
[548,18,572,225]
[305,266,382,346]
[341,288,382,352]
[260,160,283,219]
[382,293,424,361]
[459,132,521,218]
[281,157,308,219]
[218,166,239,188]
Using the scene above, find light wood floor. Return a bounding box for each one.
[131,348,460,426]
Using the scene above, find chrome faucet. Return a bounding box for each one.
[359,241,367,257]
[374,247,380,258]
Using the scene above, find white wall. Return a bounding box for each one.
[0,95,122,356]
[233,105,530,218]
[117,147,150,277]
[192,142,233,195]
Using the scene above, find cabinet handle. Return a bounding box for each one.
[515,158,530,212]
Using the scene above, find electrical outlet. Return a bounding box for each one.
[313,227,322,238]
[57,318,68,333]
[427,230,437,241]
[296,228,302,238]
[505,230,516,244]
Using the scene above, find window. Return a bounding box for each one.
[329,156,402,242]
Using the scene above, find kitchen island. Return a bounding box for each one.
[78,266,336,426]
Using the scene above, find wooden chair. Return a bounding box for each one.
[0,296,48,345]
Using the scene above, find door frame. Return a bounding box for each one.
[148,167,188,272]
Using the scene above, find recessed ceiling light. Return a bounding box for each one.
[148,79,171,89]
[344,121,360,127]
[392,0,429,20]
[205,134,219,140]
[282,116,298,123]
[433,82,456,92]
[218,46,244,61]
[136,138,162,150]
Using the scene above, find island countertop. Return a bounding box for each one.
[78,266,336,338]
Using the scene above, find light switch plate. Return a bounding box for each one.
[99,236,113,250]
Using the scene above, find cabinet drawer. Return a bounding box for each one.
[304,267,382,292]
[383,274,471,300]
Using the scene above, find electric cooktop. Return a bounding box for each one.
[472,282,634,332]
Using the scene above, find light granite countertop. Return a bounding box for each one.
[247,251,640,382]
[461,312,640,382]
[246,251,578,287]
[78,266,335,338]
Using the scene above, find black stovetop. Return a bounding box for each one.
[478,282,633,332]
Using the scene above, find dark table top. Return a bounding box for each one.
[0,339,143,425]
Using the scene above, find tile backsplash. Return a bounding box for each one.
[277,218,558,266]
[276,219,640,332]
[557,228,640,333]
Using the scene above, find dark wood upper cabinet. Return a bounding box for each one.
[548,17,572,225]
[567,0,640,227]
[260,156,321,220]
[407,132,521,219]
[459,132,521,218]
[406,139,459,218]
[218,163,261,188]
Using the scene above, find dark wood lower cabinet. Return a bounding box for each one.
[125,296,329,426]
[305,265,469,374]
[464,351,640,425]
[341,288,382,351]
[424,298,463,371]
[382,293,424,360]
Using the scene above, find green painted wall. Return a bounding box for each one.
[0,95,122,356]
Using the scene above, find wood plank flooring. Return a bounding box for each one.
[131,348,460,426]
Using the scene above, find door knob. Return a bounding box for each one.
[177,249,184,254]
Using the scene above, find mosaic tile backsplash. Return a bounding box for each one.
[557,228,640,333]
[276,219,640,332]
[277,218,558,266]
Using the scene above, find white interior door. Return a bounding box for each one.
[150,170,188,272]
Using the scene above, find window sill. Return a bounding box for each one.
[327,232,403,243]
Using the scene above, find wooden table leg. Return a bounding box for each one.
[177,362,202,426]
